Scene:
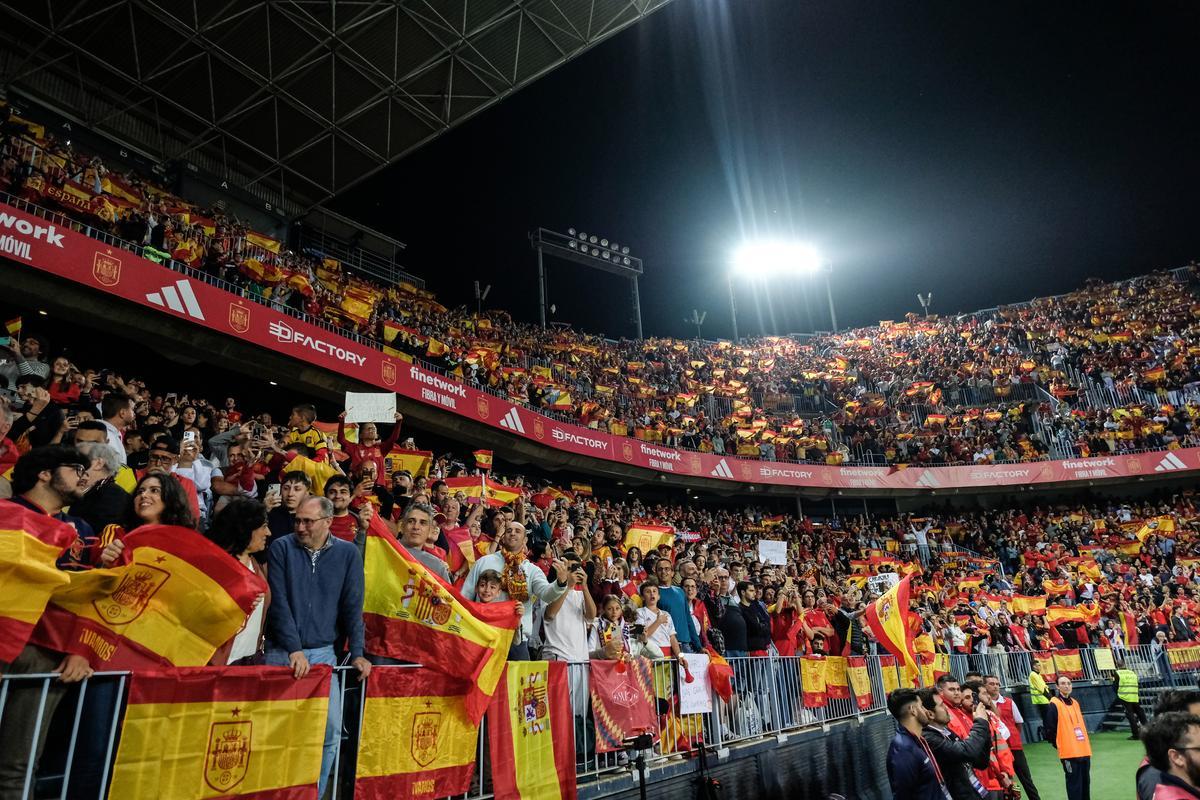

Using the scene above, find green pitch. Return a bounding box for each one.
[1022,731,1147,800]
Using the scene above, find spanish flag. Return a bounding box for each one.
[484,477,521,508]
[801,656,828,707]
[569,482,593,497]
[361,517,517,722]
[108,666,329,798]
[30,526,264,669]
[383,449,434,479]
[846,656,874,710]
[1033,651,1057,681]
[488,661,578,800]
[878,654,901,695]
[0,502,76,663]
[356,667,478,799]
[444,475,486,503]
[1010,595,1047,616]
[1053,649,1084,679]
[4,316,20,341]
[863,572,919,676]
[473,449,494,471]
[623,523,675,554]
[824,655,850,700]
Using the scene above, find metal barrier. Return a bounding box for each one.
[0,655,894,800]
[945,642,1191,693]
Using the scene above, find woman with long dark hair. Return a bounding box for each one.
[206,497,270,664]
[98,473,198,566]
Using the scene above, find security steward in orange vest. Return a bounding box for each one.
[1046,675,1092,800]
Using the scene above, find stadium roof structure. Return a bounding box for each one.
[0,0,676,216]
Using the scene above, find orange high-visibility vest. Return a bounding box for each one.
[1050,696,1092,759]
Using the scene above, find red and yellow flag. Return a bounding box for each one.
[382,449,434,479]
[623,523,675,554]
[0,502,76,662]
[444,475,486,503]
[488,661,578,800]
[1033,651,1057,681]
[361,517,517,722]
[878,654,901,695]
[1053,649,1084,679]
[589,657,658,753]
[846,656,873,710]
[864,572,919,675]
[825,655,850,700]
[108,666,329,798]
[4,316,20,341]
[1166,642,1200,671]
[30,526,264,669]
[484,478,521,507]
[569,482,593,497]
[356,667,479,800]
[473,450,494,472]
[801,656,828,707]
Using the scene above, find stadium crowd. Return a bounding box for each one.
[6,106,1200,472]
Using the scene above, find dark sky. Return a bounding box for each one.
[332,0,1200,341]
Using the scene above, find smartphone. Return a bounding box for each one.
[182,430,198,444]
[267,483,281,498]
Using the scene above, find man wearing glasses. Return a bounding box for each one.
[1141,712,1200,798]
[265,495,371,799]
[0,446,96,796]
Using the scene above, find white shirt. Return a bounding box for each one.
[100,419,128,465]
[542,590,590,661]
[637,606,676,652]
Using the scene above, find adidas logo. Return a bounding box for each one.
[915,470,940,489]
[146,279,205,321]
[710,459,734,479]
[499,407,525,434]
[1155,452,1187,472]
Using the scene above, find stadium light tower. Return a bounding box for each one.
[728,240,837,339]
[530,228,644,338]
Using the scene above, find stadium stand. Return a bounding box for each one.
[5,104,1200,800]
[6,104,1200,474]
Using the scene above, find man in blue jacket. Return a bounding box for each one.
[887,688,951,800]
[266,496,372,798]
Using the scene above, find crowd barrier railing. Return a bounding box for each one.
[0,653,894,800]
[945,642,1196,693]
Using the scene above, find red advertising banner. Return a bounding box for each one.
[5,197,1199,493]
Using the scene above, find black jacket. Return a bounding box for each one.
[922,719,991,800]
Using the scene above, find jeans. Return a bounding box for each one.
[266,646,340,798]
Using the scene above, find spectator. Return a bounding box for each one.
[652,557,701,654]
[0,447,95,795]
[69,441,127,532]
[264,495,370,798]
[205,497,270,665]
[636,579,681,659]
[336,410,403,488]
[919,685,994,800]
[462,521,570,659]
[1141,713,1200,799]
[99,392,134,465]
[267,471,310,544]
[886,688,947,800]
[1139,692,1200,800]
[396,502,450,581]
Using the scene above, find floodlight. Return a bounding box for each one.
[568,240,578,249]
[579,231,587,240]
[731,240,822,278]
[602,251,611,259]
[568,227,577,236]
[621,246,630,255]
[591,248,599,256]
[622,257,631,265]
[589,235,598,244]
[601,238,609,247]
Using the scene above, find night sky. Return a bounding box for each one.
[332,0,1200,341]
